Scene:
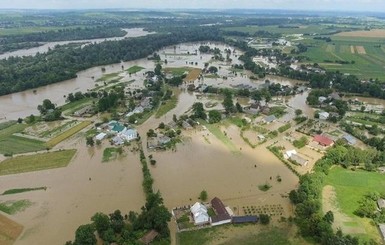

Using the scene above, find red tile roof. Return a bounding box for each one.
[211,197,230,222]
[313,134,333,146]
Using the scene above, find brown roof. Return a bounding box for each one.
[313,134,333,146]
[140,230,159,245]
[211,197,230,222]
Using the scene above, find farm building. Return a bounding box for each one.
[112,136,124,145]
[126,106,144,117]
[378,199,385,209]
[232,216,258,224]
[95,132,107,141]
[210,197,232,226]
[190,202,210,226]
[329,92,341,100]
[73,105,93,117]
[263,115,276,124]
[313,134,334,147]
[290,154,309,166]
[284,150,297,159]
[318,96,327,103]
[108,121,126,133]
[319,111,329,120]
[343,134,357,145]
[139,230,159,245]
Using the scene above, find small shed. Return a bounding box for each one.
[232,216,258,224]
[343,134,356,145]
[319,111,330,120]
[290,154,309,166]
[379,224,385,241]
[140,230,159,245]
[95,132,107,141]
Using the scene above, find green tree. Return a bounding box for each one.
[295,109,303,116]
[154,63,162,76]
[86,137,94,147]
[208,110,221,124]
[74,224,96,245]
[199,190,208,201]
[236,102,243,113]
[192,102,207,120]
[91,212,110,235]
[222,90,235,114]
[259,214,270,224]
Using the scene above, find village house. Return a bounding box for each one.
[108,121,125,134]
[126,106,144,117]
[210,197,232,226]
[118,128,138,142]
[318,96,327,104]
[95,132,107,141]
[263,115,276,124]
[190,202,210,226]
[313,134,334,147]
[318,111,329,120]
[284,150,308,166]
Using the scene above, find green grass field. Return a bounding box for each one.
[102,147,120,162]
[0,124,46,155]
[324,167,385,242]
[59,98,94,114]
[155,94,178,118]
[177,225,308,245]
[0,149,76,175]
[163,67,191,76]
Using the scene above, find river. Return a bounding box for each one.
[0,28,153,60]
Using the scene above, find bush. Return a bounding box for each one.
[259,214,270,224]
[199,190,208,201]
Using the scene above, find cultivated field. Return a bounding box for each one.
[0,214,23,245]
[0,149,76,175]
[336,29,385,38]
[303,37,385,80]
[322,167,385,243]
[184,68,201,81]
[45,121,91,148]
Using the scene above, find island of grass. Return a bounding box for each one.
[102,147,123,162]
[0,149,76,176]
[2,187,47,195]
[0,200,33,215]
[126,65,145,74]
[155,90,179,118]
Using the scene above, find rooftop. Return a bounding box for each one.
[313,134,333,146]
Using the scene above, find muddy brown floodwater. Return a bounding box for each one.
[0,41,306,245]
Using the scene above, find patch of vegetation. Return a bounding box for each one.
[126,65,145,74]
[0,200,33,215]
[293,136,308,149]
[102,147,123,162]
[163,67,190,76]
[155,93,178,118]
[0,149,76,176]
[96,72,121,82]
[258,183,272,192]
[201,121,239,153]
[46,121,91,148]
[2,187,46,195]
[278,123,291,133]
[269,106,286,118]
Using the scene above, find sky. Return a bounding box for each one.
[0,0,384,12]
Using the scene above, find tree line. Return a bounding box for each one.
[0,26,222,96]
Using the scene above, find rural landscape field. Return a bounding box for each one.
[0,1,385,245]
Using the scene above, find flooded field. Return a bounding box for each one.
[0,41,309,244]
[0,139,145,245]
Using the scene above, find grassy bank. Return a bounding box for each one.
[0,149,76,175]
[2,187,47,195]
[0,200,33,215]
[201,121,239,153]
[155,94,178,118]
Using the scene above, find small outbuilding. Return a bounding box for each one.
[95,132,107,141]
[378,198,385,209]
[343,134,357,145]
[319,111,330,120]
[379,224,385,241]
[139,230,159,245]
[232,216,258,224]
[210,197,232,226]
